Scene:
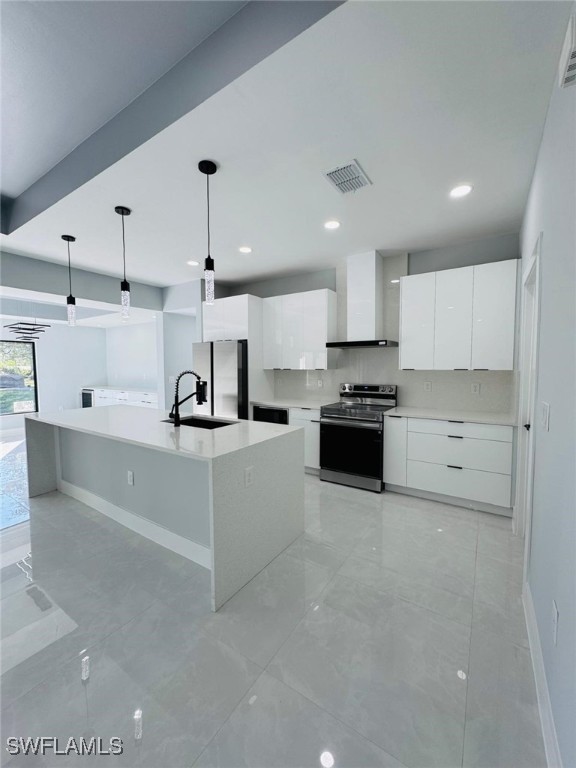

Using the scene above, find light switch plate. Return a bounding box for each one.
[127,470,134,486]
[471,383,480,395]
[541,402,550,431]
[424,381,432,392]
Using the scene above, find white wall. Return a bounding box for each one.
[1,324,107,430]
[163,313,196,409]
[520,22,576,767]
[106,322,158,389]
[274,350,515,413]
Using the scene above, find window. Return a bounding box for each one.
[0,341,39,415]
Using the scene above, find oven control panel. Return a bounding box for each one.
[340,383,397,396]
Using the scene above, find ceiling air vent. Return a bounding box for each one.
[324,159,372,194]
[559,16,576,88]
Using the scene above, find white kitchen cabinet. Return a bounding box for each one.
[262,296,283,369]
[399,273,435,369]
[434,267,473,370]
[384,416,514,508]
[289,407,320,469]
[407,432,513,475]
[472,260,517,370]
[203,295,252,341]
[263,289,336,370]
[383,415,407,486]
[399,260,517,371]
[92,388,158,408]
[406,460,511,508]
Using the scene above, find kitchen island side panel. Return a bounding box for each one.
[210,428,304,610]
[58,429,211,547]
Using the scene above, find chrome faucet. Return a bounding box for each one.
[170,370,207,427]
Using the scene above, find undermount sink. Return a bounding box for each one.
[163,416,234,430]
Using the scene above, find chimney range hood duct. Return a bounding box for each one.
[326,251,399,350]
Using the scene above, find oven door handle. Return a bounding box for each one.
[320,417,382,431]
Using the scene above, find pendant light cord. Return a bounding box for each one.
[121,213,127,281]
[206,174,211,257]
[67,241,72,295]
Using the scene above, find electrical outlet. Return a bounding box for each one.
[81,655,90,681]
[471,383,481,395]
[317,379,323,388]
[552,600,559,646]
[127,470,134,486]
[541,402,550,431]
[244,466,254,488]
[424,381,432,392]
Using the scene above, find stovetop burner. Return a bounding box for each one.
[320,383,397,422]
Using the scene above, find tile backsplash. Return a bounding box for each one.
[274,348,516,414]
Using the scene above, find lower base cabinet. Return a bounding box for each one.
[290,408,320,470]
[384,415,513,508]
[406,460,511,508]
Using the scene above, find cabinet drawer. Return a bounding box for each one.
[407,418,513,443]
[290,407,320,423]
[407,460,511,507]
[407,432,512,475]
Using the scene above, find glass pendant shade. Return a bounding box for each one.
[204,256,215,305]
[67,296,76,326]
[121,279,130,320]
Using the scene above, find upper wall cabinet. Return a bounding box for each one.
[434,267,474,370]
[203,295,253,341]
[400,259,517,370]
[263,289,337,370]
[472,260,517,370]
[399,272,436,370]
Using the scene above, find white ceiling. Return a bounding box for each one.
[1,0,245,197]
[1,1,571,287]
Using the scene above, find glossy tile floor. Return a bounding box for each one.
[0,464,544,767]
[0,431,29,530]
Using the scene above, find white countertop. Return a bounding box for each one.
[384,406,517,427]
[26,406,300,461]
[251,398,335,410]
[83,385,158,393]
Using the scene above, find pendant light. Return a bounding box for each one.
[199,160,217,305]
[62,234,77,326]
[115,205,131,320]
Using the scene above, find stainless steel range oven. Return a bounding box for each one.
[320,383,397,493]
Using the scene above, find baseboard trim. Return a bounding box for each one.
[384,484,512,517]
[58,479,211,570]
[523,583,563,768]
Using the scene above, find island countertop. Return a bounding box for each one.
[25,405,301,461]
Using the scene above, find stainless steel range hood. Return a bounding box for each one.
[326,339,398,349]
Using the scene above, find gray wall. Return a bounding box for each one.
[225,268,336,298]
[0,250,163,310]
[409,232,519,275]
[163,313,196,409]
[520,39,576,768]
[59,429,210,546]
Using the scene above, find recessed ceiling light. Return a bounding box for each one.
[390,279,400,284]
[238,246,252,254]
[324,220,340,230]
[186,260,199,266]
[449,184,473,199]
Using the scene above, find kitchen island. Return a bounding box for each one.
[25,406,304,610]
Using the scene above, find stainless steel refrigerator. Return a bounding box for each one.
[191,340,248,420]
